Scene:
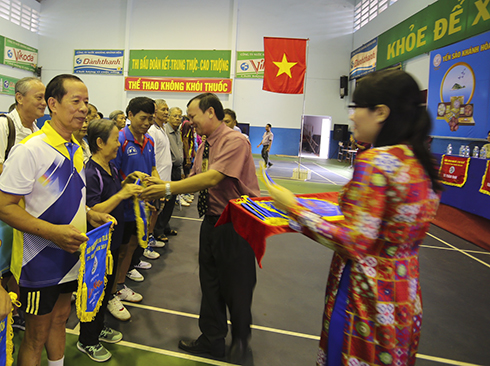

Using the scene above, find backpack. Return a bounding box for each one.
[0,114,16,160]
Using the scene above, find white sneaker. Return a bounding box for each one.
[148,234,165,248]
[134,260,152,270]
[182,194,193,203]
[116,285,143,303]
[143,247,160,259]
[176,195,190,207]
[126,268,144,282]
[107,295,131,321]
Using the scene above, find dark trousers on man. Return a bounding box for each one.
[261,145,270,166]
[197,216,256,353]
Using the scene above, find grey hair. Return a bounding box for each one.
[87,119,117,154]
[109,110,124,120]
[15,77,42,105]
[155,99,167,107]
[169,106,182,115]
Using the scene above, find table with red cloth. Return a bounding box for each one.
[216,191,340,268]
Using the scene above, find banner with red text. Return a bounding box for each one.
[0,36,38,72]
[124,77,232,94]
[479,160,490,195]
[439,155,470,187]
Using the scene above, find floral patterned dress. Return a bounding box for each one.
[290,144,440,366]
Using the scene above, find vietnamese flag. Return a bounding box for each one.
[263,37,307,94]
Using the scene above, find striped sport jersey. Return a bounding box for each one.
[0,121,86,288]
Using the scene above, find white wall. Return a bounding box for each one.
[35,0,355,131]
[0,0,41,111]
[352,0,438,92]
[0,0,443,127]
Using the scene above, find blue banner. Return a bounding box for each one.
[350,38,377,80]
[428,30,490,139]
[74,50,124,75]
[0,316,7,366]
[76,221,113,322]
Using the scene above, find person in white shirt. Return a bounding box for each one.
[257,123,274,167]
[0,77,46,174]
[148,99,174,243]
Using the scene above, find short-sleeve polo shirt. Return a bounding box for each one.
[0,121,86,288]
[113,126,155,222]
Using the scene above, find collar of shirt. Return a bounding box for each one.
[123,125,151,149]
[9,108,38,130]
[205,122,227,149]
[41,121,80,161]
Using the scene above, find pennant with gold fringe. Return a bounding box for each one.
[216,162,343,267]
[0,293,20,366]
[76,221,114,322]
[133,179,149,249]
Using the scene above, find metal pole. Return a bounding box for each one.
[298,39,310,174]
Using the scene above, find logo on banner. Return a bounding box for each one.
[5,47,36,64]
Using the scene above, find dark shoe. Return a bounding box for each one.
[165,229,178,236]
[268,162,273,167]
[12,314,25,331]
[178,339,224,357]
[229,339,249,364]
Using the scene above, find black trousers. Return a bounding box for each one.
[197,216,256,352]
[79,246,120,346]
[261,145,269,165]
[154,194,177,238]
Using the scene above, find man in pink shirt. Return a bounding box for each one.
[141,93,259,364]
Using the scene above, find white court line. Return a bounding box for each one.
[65,328,235,366]
[426,233,490,269]
[421,244,490,255]
[68,303,483,366]
[416,354,483,366]
[311,161,353,181]
[293,161,338,185]
[122,302,319,340]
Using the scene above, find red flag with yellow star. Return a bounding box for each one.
[263,37,307,94]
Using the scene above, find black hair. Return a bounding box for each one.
[266,123,272,128]
[87,119,117,154]
[353,69,442,192]
[187,93,224,121]
[45,74,84,113]
[126,96,155,117]
[223,108,236,121]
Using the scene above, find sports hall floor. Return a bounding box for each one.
[11,155,490,366]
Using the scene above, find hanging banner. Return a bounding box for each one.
[350,38,377,80]
[439,155,470,187]
[124,77,232,94]
[0,36,38,73]
[236,51,264,78]
[480,161,490,195]
[0,75,18,96]
[377,0,490,70]
[76,222,113,322]
[74,50,124,75]
[128,50,231,78]
[428,30,490,139]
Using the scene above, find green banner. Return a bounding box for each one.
[236,51,264,78]
[128,50,231,78]
[0,74,18,96]
[1,36,38,72]
[377,0,490,70]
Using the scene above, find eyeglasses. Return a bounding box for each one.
[347,104,378,115]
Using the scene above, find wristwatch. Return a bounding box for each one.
[165,183,172,199]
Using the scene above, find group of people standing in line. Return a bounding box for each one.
[0,69,441,366]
